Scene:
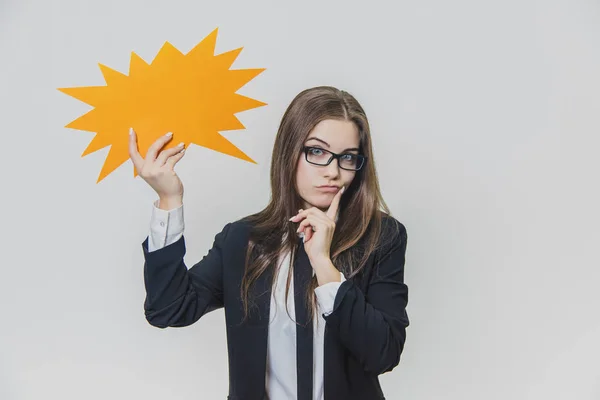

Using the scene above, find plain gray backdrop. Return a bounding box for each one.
[1,0,599,399]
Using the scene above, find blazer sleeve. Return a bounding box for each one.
[323,218,409,375]
[141,222,232,328]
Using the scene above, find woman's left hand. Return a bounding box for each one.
[289,186,345,266]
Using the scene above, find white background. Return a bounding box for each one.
[1,0,599,399]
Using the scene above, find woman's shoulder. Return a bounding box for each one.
[375,212,408,257]
[217,213,266,242]
[216,216,254,238]
[378,211,407,239]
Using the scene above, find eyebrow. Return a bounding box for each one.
[305,137,360,152]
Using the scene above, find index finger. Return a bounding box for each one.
[326,185,345,221]
[145,132,173,162]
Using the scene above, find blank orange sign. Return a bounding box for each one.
[58,27,267,183]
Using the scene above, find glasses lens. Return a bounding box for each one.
[339,154,360,170]
[306,147,363,170]
[306,148,331,165]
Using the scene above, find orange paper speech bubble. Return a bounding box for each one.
[58,28,267,183]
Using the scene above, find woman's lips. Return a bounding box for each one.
[316,186,340,193]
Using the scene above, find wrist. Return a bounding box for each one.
[313,259,341,286]
[310,255,331,268]
[158,195,183,210]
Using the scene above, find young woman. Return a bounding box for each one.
[129,86,410,400]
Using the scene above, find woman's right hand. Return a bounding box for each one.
[128,128,186,200]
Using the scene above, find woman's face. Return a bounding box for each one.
[295,119,360,212]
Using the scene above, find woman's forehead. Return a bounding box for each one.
[306,119,360,149]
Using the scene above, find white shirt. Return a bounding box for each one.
[146,200,346,400]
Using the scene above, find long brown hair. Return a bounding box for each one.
[240,86,395,325]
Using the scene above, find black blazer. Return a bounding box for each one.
[141,214,409,400]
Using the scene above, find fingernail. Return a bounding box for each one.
[178,142,184,147]
[166,132,173,137]
[129,127,134,136]
[341,185,346,194]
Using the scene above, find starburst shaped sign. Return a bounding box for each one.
[58,28,267,183]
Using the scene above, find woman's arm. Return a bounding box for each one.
[323,218,409,375]
[141,222,232,328]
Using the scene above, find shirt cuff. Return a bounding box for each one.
[148,199,185,251]
[314,271,346,316]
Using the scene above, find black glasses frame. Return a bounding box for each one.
[302,146,367,171]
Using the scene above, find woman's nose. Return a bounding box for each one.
[323,158,341,176]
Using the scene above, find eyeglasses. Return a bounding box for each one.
[302,146,366,171]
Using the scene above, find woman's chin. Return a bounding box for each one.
[308,196,333,210]
[301,192,335,210]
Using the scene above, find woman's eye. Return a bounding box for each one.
[341,154,354,160]
[310,148,323,155]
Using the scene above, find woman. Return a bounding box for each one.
[129,86,410,400]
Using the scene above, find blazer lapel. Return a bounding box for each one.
[231,248,275,399]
